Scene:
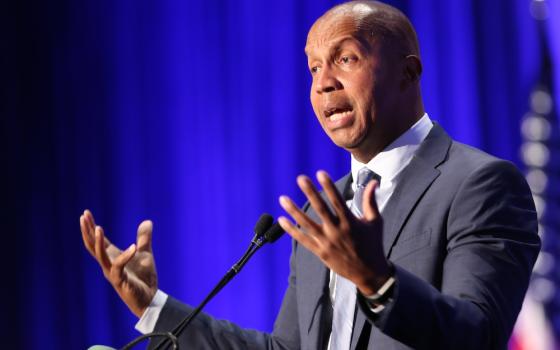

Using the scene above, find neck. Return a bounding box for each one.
[351,107,425,163]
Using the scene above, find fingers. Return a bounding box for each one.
[136,220,153,252]
[280,170,353,244]
[296,175,336,225]
[84,209,96,231]
[81,210,143,291]
[277,215,319,251]
[109,244,136,285]
[94,226,112,272]
[94,224,137,285]
[278,190,324,254]
[279,194,322,234]
[80,215,94,255]
[362,180,380,221]
[316,170,351,218]
[80,209,97,253]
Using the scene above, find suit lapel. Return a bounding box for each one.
[350,123,451,349]
[381,157,440,256]
[381,124,450,257]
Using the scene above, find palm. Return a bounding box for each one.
[117,246,157,308]
[80,210,158,317]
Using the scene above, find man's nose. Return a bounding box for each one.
[315,66,342,94]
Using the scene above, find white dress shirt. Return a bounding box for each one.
[328,113,432,348]
[136,114,434,336]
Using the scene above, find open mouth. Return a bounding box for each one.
[324,107,354,121]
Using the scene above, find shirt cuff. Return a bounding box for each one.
[360,273,396,314]
[135,290,169,334]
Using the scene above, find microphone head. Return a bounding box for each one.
[264,222,285,243]
[254,213,274,238]
[88,346,117,350]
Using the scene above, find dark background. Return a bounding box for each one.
[2,0,559,349]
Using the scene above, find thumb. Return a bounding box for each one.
[362,180,380,221]
[136,220,153,252]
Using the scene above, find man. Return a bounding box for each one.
[80,1,540,349]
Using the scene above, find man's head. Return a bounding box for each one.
[305,1,424,162]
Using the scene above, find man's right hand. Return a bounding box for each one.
[80,209,158,318]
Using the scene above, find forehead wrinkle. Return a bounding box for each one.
[305,17,375,57]
[305,36,370,60]
[305,15,360,54]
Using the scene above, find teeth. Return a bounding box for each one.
[329,110,352,121]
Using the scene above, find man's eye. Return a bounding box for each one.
[337,56,356,65]
[310,66,320,74]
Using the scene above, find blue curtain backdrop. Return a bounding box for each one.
[2,0,558,349]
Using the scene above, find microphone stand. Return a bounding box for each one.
[119,221,282,350]
[148,238,266,350]
[121,332,178,350]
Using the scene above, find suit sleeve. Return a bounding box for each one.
[147,240,301,350]
[363,160,540,349]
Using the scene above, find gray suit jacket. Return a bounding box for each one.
[149,124,540,349]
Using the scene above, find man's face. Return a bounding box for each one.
[305,14,401,155]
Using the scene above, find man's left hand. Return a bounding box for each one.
[278,170,391,295]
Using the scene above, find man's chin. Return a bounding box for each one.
[328,133,374,161]
[328,131,363,150]
[332,139,363,154]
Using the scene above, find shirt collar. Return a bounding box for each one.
[351,113,433,186]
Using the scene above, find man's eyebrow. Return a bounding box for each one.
[305,36,366,57]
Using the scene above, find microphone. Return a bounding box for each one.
[263,222,284,243]
[102,213,283,350]
[252,213,274,243]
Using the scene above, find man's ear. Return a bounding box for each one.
[403,54,422,83]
